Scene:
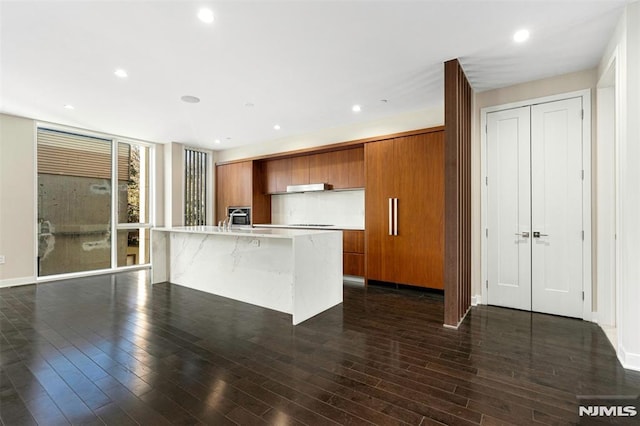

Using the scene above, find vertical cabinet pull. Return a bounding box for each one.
[394,198,398,236]
[387,198,399,236]
[388,198,393,236]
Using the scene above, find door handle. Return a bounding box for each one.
[533,231,548,238]
[515,232,530,238]
[393,198,398,236]
[388,198,393,236]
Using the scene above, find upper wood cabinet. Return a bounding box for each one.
[265,158,292,193]
[291,156,309,186]
[346,147,365,188]
[365,130,444,289]
[216,161,253,222]
[263,146,364,194]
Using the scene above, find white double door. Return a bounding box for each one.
[487,97,584,318]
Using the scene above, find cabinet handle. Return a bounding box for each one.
[388,198,393,236]
[394,198,398,236]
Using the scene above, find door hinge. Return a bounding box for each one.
[486,280,488,288]
[485,124,488,133]
[486,228,488,238]
[582,291,585,301]
[485,176,488,186]
[581,109,584,120]
[582,230,585,240]
[581,170,584,180]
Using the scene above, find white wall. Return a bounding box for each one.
[270,190,364,228]
[598,1,640,371]
[163,143,184,227]
[595,84,616,327]
[0,114,36,285]
[472,69,597,303]
[216,106,443,162]
[154,143,165,227]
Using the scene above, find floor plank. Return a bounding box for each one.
[0,271,638,425]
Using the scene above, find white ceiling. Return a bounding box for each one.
[0,0,627,149]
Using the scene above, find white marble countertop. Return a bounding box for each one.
[254,224,365,231]
[154,226,340,239]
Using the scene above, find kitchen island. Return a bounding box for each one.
[151,226,343,325]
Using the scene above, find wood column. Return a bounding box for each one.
[444,59,472,328]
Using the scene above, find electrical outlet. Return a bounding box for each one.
[0,255,5,264]
[250,239,260,247]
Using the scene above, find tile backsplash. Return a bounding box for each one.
[270,190,364,228]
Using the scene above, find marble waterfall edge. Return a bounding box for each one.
[151,227,343,325]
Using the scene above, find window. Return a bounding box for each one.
[36,127,153,277]
[116,142,152,267]
[184,148,207,226]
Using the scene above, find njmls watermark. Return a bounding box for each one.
[577,395,639,424]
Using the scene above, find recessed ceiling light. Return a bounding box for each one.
[513,29,530,43]
[114,69,128,78]
[181,95,200,103]
[214,139,221,144]
[198,8,214,24]
[352,105,361,112]
[64,104,74,110]
[273,124,281,130]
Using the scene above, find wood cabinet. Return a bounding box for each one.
[216,161,271,224]
[343,230,364,276]
[365,130,444,289]
[346,147,365,188]
[263,147,364,193]
[216,161,252,222]
[265,158,292,193]
[291,155,309,186]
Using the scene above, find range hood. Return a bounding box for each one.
[286,183,332,193]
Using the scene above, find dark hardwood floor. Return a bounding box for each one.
[1,271,638,425]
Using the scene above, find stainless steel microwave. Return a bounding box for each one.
[228,207,251,226]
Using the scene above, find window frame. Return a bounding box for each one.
[34,122,156,281]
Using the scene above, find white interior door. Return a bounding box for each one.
[486,97,584,318]
[530,97,584,317]
[486,106,531,311]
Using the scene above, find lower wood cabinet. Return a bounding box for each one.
[343,230,364,276]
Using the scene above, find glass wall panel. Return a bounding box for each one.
[116,229,149,267]
[118,143,150,224]
[37,129,114,276]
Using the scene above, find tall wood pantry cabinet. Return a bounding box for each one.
[365,129,444,289]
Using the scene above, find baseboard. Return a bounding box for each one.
[0,275,36,288]
[443,304,472,329]
[618,345,640,372]
[471,294,482,306]
[343,275,365,286]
